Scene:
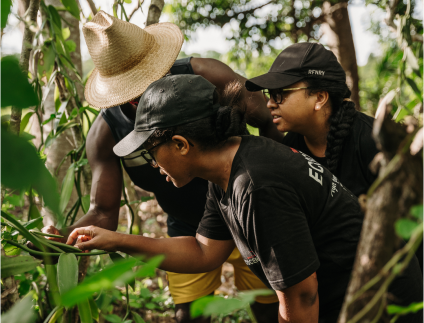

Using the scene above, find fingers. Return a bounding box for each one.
[66,226,96,246]
[74,237,95,252]
[41,225,63,242]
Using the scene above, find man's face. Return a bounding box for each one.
[266,81,316,133]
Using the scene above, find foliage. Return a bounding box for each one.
[0,294,37,323]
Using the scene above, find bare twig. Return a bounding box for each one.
[128,0,144,21]
[85,0,97,16]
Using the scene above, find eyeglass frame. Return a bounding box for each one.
[263,87,309,104]
[140,137,194,167]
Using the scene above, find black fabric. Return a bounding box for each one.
[102,57,207,237]
[282,112,378,197]
[197,135,422,322]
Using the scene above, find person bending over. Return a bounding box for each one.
[67,74,421,322]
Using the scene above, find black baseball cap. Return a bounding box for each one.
[245,42,346,91]
[113,74,220,157]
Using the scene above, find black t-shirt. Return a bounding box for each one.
[281,112,378,197]
[198,135,363,321]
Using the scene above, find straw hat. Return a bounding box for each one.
[83,11,184,109]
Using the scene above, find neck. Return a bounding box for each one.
[300,112,330,158]
[194,137,242,191]
[121,103,137,120]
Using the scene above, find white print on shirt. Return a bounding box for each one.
[244,251,260,266]
[299,151,324,186]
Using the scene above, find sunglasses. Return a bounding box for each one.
[263,87,309,104]
[141,139,194,167]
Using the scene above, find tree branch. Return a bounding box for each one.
[85,0,97,16]
[10,0,40,135]
[146,0,164,26]
[129,0,144,22]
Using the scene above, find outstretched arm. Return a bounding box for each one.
[43,116,123,242]
[191,57,285,143]
[66,226,235,273]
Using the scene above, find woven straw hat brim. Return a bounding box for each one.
[85,22,183,109]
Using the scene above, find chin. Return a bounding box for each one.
[171,178,193,188]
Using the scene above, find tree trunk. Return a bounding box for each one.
[338,108,423,322]
[146,0,164,26]
[320,1,361,110]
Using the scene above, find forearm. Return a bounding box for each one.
[115,234,219,273]
[258,118,285,144]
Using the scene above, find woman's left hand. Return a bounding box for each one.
[66,226,121,252]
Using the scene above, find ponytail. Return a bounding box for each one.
[305,78,357,173]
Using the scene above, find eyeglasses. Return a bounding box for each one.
[263,87,309,104]
[141,139,194,167]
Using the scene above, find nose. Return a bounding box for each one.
[267,97,278,111]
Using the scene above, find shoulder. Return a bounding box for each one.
[190,58,237,89]
[87,113,118,161]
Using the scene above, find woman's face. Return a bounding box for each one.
[266,81,318,133]
[148,137,195,188]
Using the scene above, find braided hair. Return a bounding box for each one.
[304,78,357,174]
[146,81,247,150]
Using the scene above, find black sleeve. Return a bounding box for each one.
[358,124,379,186]
[197,183,233,240]
[244,187,320,290]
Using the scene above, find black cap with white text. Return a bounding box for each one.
[245,43,346,91]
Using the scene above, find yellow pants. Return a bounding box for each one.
[166,247,278,304]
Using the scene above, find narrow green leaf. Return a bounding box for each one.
[1,211,43,250]
[48,5,62,28]
[405,77,423,101]
[1,0,12,29]
[1,255,42,278]
[395,218,419,240]
[60,0,80,20]
[1,294,37,323]
[20,112,35,133]
[1,56,39,109]
[387,301,423,315]
[42,305,62,323]
[103,314,121,323]
[57,253,78,295]
[88,297,99,321]
[81,194,91,213]
[59,164,76,214]
[132,312,146,323]
[77,299,93,323]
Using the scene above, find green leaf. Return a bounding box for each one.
[1,294,37,323]
[20,112,34,133]
[410,205,423,221]
[11,217,44,236]
[61,257,141,307]
[81,194,91,213]
[88,297,99,322]
[395,218,419,240]
[1,255,42,278]
[103,314,122,323]
[48,5,62,28]
[60,0,80,20]
[109,252,125,264]
[190,296,244,318]
[59,164,75,214]
[238,289,275,303]
[124,0,132,3]
[387,302,423,315]
[1,129,60,215]
[1,0,12,29]
[1,56,39,109]
[405,47,422,78]
[132,312,146,323]
[77,299,93,323]
[62,27,71,40]
[405,77,423,101]
[57,253,78,294]
[65,40,77,53]
[37,44,56,86]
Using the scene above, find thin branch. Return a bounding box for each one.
[128,0,144,22]
[85,0,97,16]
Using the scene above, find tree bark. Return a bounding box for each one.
[338,108,423,322]
[146,0,164,26]
[320,1,361,110]
[10,0,40,134]
[85,0,97,17]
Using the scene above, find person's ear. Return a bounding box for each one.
[314,91,329,111]
[171,135,191,156]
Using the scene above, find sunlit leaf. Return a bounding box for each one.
[410,205,423,221]
[1,0,12,29]
[37,43,56,85]
[62,27,71,40]
[1,255,42,278]
[405,77,423,101]
[57,253,78,295]
[387,302,423,315]
[395,218,419,240]
[81,194,91,213]
[61,0,80,20]
[0,293,37,323]
[66,40,77,53]
[1,56,39,109]
[20,112,34,133]
[59,164,75,214]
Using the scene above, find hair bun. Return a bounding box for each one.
[215,106,232,141]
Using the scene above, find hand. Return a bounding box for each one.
[42,225,66,242]
[66,226,120,252]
